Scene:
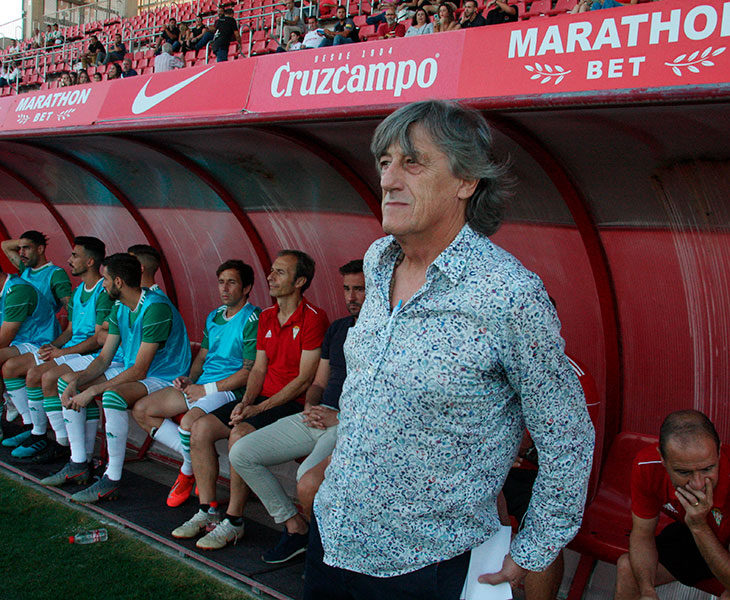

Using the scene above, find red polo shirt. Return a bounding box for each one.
[631,444,730,544]
[258,296,329,403]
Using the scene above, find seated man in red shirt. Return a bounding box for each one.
[376,5,406,38]
[615,410,730,599]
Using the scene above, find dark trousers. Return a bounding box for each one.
[304,514,470,600]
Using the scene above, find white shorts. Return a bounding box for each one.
[186,390,236,413]
[10,342,40,357]
[102,362,125,380]
[140,376,173,395]
[52,353,85,367]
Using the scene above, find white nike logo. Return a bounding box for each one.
[131,67,215,115]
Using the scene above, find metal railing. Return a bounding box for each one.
[37,0,126,30]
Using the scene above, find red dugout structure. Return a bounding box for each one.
[0,1,728,596]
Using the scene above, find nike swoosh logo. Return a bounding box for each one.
[131,67,215,115]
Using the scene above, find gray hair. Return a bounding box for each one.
[162,42,173,54]
[370,100,509,236]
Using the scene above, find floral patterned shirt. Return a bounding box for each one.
[314,224,594,576]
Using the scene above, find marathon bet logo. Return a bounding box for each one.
[16,87,92,112]
[271,46,440,99]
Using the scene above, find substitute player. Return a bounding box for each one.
[41,253,191,502]
[132,259,260,507]
[1,237,112,461]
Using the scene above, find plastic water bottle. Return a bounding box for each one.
[69,528,108,544]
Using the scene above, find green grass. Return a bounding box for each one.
[0,472,256,600]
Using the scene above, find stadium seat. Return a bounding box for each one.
[548,0,578,14]
[359,24,377,40]
[522,0,552,19]
[353,14,368,27]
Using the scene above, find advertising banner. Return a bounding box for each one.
[2,83,110,131]
[246,32,465,113]
[96,58,254,122]
[459,0,730,98]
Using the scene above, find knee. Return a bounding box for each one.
[297,469,323,505]
[180,411,195,431]
[27,365,42,387]
[40,369,56,391]
[228,436,250,471]
[131,399,148,423]
[2,358,19,379]
[190,415,217,446]
[228,424,252,449]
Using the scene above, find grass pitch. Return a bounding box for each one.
[0,472,256,600]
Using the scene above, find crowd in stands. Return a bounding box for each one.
[0,0,661,95]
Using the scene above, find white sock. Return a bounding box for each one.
[178,427,193,476]
[85,419,99,461]
[28,397,48,436]
[63,407,88,464]
[7,385,31,425]
[44,396,68,445]
[153,418,184,454]
[102,400,128,482]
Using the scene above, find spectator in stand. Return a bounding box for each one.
[190,15,207,48]
[177,23,193,53]
[377,5,406,38]
[0,62,21,88]
[302,16,325,48]
[615,410,730,599]
[211,7,241,62]
[399,0,436,19]
[30,28,43,50]
[92,72,102,82]
[485,0,517,24]
[59,72,72,87]
[154,43,184,73]
[120,58,137,78]
[285,30,304,51]
[6,40,20,56]
[194,23,216,51]
[156,17,180,53]
[107,63,121,80]
[104,33,126,64]
[83,35,106,67]
[77,69,90,84]
[43,25,53,47]
[460,0,487,27]
[279,0,305,42]
[319,5,359,47]
[434,2,460,32]
[365,0,388,27]
[69,71,78,85]
[405,8,434,35]
[571,0,625,11]
[47,24,63,47]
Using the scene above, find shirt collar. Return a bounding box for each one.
[374,224,478,288]
[274,296,308,328]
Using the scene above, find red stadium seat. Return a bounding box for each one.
[548,0,577,13]
[353,14,368,27]
[359,24,377,40]
[522,0,551,19]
